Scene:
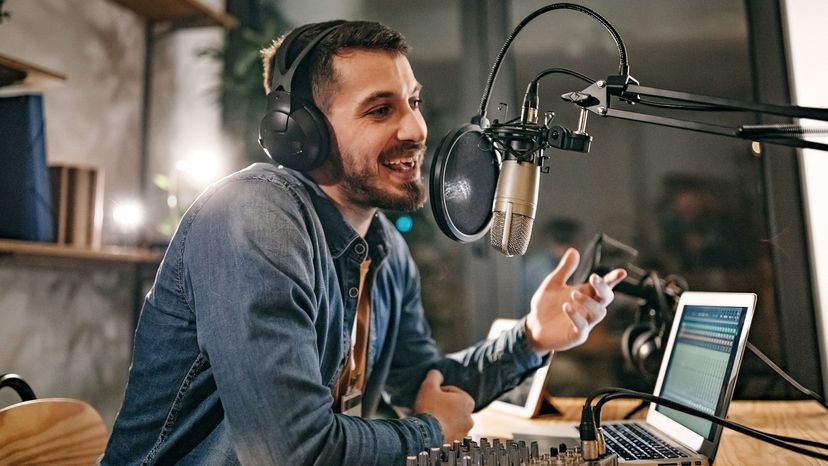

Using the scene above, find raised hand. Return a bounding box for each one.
[525,248,627,352]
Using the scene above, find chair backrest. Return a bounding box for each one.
[0,398,109,465]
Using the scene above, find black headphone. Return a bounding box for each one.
[620,272,669,382]
[258,22,345,172]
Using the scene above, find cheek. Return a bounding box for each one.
[340,132,385,164]
[338,135,375,172]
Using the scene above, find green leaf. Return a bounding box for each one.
[153,174,171,191]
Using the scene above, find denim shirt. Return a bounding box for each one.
[102,163,545,465]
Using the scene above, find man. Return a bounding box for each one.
[102,20,625,465]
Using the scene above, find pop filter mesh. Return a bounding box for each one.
[441,129,498,236]
[430,125,500,242]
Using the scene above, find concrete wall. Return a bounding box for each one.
[0,262,136,426]
[0,0,225,426]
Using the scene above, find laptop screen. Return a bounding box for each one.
[654,304,748,440]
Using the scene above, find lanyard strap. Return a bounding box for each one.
[334,257,372,409]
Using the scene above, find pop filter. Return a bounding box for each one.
[429,124,500,243]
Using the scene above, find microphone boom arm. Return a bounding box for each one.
[563,77,828,152]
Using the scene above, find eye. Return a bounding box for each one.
[367,105,391,117]
[410,98,423,110]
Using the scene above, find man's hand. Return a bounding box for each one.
[414,369,474,442]
[526,248,627,353]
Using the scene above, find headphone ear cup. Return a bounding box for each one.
[621,323,652,372]
[259,91,330,172]
[631,328,662,380]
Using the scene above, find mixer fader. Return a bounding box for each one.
[405,437,618,466]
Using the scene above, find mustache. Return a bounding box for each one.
[380,141,427,160]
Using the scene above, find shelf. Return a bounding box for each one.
[0,239,162,265]
[0,53,66,88]
[110,0,239,29]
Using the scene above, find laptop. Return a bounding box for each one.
[514,291,757,466]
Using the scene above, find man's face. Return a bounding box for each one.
[320,49,427,212]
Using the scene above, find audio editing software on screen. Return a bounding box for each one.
[656,305,748,439]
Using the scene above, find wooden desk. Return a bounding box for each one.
[471,398,828,465]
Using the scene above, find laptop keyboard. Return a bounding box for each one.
[602,423,687,460]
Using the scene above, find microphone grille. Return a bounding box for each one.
[490,211,533,256]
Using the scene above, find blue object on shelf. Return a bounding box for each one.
[0,93,55,242]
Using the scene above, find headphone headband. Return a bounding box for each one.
[270,22,345,96]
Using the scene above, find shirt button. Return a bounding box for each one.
[354,243,366,255]
[348,287,359,298]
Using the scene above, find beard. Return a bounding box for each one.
[335,142,428,212]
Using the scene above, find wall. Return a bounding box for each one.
[145,16,229,243]
[0,0,144,426]
[0,0,226,426]
[0,261,136,426]
[782,0,828,396]
[0,0,144,244]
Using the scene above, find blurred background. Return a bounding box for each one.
[0,0,825,427]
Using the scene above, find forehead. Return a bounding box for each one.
[327,49,419,106]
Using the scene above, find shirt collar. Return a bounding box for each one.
[285,167,390,261]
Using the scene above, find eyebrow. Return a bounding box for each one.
[357,83,423,108]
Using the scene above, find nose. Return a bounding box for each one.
[397,106,427,144]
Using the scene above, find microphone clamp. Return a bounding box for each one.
[546,124,592,153]
[485,122,547,163]
[484,119,592,168]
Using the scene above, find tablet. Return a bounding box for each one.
[485,318,554,418]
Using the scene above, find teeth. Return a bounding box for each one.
[383,158,416,168]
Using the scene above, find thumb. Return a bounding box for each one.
[420,369,443,389]
[544,248,580,288]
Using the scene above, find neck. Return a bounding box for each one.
[317,184,376,237]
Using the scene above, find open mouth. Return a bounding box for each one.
[381,157,417,172]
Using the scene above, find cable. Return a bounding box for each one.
[622,399,648,419]
[747,341,828,410]
[533,67,595,85]
[589,389,828,460]
[478,3,628,121]
[596,390,828,450]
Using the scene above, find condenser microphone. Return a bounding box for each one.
[489,82,542,256]
[490,159,540,256]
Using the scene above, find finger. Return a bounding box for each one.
[563,302,588,335]
[543,248,580,288]
[462,392,476,412]
[421,369,443,389]
[440,385,465,393]
[441,386,475,408]
[571,290,607,325]
[603,268,628,288]
[588,273,615,306]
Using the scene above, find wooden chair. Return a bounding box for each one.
[0,374,108,465]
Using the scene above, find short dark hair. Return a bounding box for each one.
[261,20,409,112]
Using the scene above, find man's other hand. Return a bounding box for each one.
[526,248,627,353]
[413,369,474,442]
